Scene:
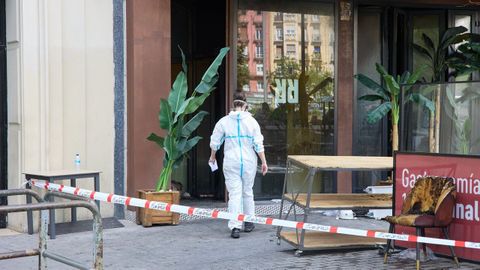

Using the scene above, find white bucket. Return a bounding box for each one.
[336,210,357,220]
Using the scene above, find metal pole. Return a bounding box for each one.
[94,173,100,209]
[71,178,77,222]
[43,251,90,270]
[0,250,39,260]
[0,201,103,269]
[92,212,104,269]
[26,179,34,234]
[0,188,43,235]
[0,201,95,213]
[0,189,104,270]
[39,209,48,270]
[44,191,104,269]
[0,188,44,203]
[299,168,316,250]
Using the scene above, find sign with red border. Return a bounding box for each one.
[394,152,480,262]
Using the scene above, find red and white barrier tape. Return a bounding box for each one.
[31,180,480,250]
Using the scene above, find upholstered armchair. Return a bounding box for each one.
[383,176,458,270]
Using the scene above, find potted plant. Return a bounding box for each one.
[137,47,229,226]
[354,63,434,152]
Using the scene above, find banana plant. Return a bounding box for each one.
[354,63,434,152]
[412,26,480,82]
[449,41,480,77]
[147,47,230,191]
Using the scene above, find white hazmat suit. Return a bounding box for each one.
[210,111,264,230]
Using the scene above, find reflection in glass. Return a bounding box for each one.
[354,10,384,192]
[412,15,440,82]
[236,2,335,198]
[401,82,480,156]
[453,14,473,82]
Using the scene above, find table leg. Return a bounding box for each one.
[277,160,290,240]
[94,174,100,210]
[26,178,33,235]
[49,191,56,239]
[71,178,77,222]
[299,169,316,250]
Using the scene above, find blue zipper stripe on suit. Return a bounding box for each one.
[237,114,244,179]
[225,135,253,139]
[228,136,258,151]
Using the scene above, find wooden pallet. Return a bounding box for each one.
[284,193,392,209]
[280,231,386,249]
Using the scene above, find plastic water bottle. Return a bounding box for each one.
[75,154,81,170]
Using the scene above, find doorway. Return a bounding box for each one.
[171,0,227,199]
[0,0,7,228]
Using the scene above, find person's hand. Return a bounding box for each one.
[261,163,268,176]
[209,156,216,164]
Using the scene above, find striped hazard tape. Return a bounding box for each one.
[31,180,480,250]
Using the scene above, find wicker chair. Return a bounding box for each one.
[383,176,458,270]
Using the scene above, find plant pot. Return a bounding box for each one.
[136,190,180,227]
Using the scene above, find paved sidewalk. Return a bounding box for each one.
[1,214,479,270]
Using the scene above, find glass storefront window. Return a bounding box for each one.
[354,9,385,192]
[401,81,480,156]
[236,1,335,199]
[453,14,473,82]
[412,15,440,82]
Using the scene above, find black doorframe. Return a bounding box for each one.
[188,0,227,200]
[171,0,227,200]
[0,0,8,228]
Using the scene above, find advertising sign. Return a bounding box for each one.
[394,152,480,261]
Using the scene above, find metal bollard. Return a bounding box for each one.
[0,189,104,270]
[43,191,103,269]
[0,188,44,203]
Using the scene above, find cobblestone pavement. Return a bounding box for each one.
[1,214,479,270]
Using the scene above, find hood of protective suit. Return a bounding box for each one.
[227,111,251,120]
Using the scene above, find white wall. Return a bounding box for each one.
[6,0,115,232]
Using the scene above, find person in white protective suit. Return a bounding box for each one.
[209,90,268,239]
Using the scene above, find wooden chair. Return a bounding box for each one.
[383,176,458,270]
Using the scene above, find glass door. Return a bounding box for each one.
[236,0,336,199]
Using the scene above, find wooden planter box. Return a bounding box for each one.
[137,190,180,227]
